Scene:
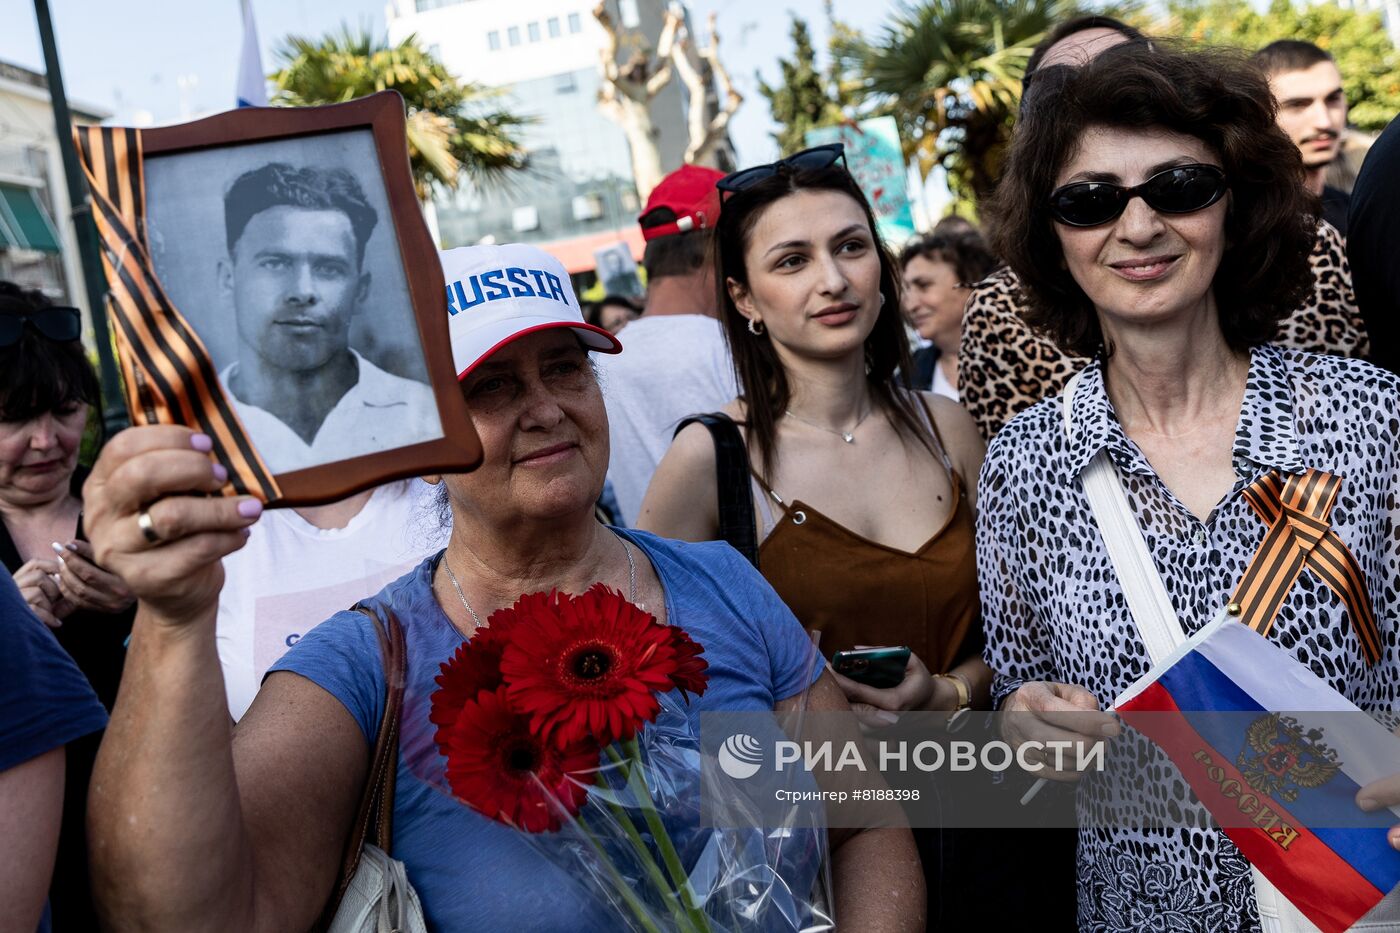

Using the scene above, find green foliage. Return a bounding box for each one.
[842,0,1088,207]
[757,16,850,154]
[271,27,530,199]
[1167,0,1400,130]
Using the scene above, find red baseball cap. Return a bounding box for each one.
[638,165,725,242]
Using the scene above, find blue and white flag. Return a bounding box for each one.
[236,0,268,108]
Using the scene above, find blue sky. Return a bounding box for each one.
[0,0,898,167]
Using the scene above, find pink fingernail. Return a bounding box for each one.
[191,433,213,452]
[1390,828,1400,850]
[212,462,228,483]
[237,498,263,519]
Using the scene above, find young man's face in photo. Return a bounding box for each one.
[225,205,369,373]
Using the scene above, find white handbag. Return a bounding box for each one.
[329,843,427,933]
[324,605,428,933]
[1063,369,1400,933]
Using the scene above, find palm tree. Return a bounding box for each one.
[271,28,529,201]
[844,0,1081,206]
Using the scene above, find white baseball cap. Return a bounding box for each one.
[440,243,622,380]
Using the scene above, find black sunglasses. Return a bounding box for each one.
[1047,164,1228,228]
[716,144,848,198]
[0,307,82,348]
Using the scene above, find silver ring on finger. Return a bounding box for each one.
[137,508,162,544]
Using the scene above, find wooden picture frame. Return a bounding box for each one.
[75,91,481,506]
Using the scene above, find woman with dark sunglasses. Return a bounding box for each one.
[980,43,1400,930]
[0,280,135,930]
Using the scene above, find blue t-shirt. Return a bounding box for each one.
[0,566,107,933]
[270,530,823,931]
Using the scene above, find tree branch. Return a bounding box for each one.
[675,11,742,164]
[593,2,619,63]
[643,6,683,98]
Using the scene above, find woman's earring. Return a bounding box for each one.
[747,318,765,336]
[880,294,886,307]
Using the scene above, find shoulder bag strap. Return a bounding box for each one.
[1062,369,1187,665]
[321,603,407,925]
[675,413,760,569]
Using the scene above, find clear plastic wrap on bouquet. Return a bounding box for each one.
[523,688,835,933]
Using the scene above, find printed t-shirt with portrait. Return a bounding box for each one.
[216,479,449,720]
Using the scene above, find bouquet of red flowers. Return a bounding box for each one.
[427,584,831,932]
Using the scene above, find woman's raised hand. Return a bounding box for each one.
[82,426,262,623]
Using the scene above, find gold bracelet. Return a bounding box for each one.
[935,672,972,711]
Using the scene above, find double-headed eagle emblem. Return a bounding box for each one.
[1237,713,1341,802]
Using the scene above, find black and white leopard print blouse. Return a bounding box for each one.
[977,345,1400,931]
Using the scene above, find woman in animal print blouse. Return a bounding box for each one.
[978,43,1400,932]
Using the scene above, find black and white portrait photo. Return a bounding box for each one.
[593,241,643,299]
[144,128,443,475]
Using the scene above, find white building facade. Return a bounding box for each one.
[0,60,106,307]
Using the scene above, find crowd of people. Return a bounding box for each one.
[5,16,1400,933]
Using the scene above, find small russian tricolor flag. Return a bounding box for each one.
[236,0,268,108]
[1117,615,1400,932]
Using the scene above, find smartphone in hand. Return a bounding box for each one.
[831,646,911,689]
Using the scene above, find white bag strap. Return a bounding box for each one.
[1062,369,1318,933]
[1061,369,1187,664]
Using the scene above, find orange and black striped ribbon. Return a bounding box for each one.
[73,126,280,502]
[1230,468,1382,665]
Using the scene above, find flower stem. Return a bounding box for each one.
[592,768,700,933]
[614,740,712,932]
[577,807,664,933]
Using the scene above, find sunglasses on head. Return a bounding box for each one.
[0,306,82,348]
[716,144,848,199]
[1047,163,1228,228]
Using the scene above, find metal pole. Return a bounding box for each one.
[33,0,128,434]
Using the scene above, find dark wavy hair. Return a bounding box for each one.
[986,42,1316,359]
[0,281,101,425]
[1023,16,1149,78]
[714,164,934,479]
[224,162,378,265]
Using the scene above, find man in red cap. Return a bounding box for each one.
[597,164,737,526]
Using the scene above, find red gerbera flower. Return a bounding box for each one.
[502,584,680,746]
[436,686,599,833]
[428,605,527,742]
[665,625,710,701]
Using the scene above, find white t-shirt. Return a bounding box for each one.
[931,360,960,402]
[222,350,443,474]
[597,314,738,526]
[215,479,449,719]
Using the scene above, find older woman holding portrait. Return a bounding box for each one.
[80,244,923,931]
[979,43,1400,929]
